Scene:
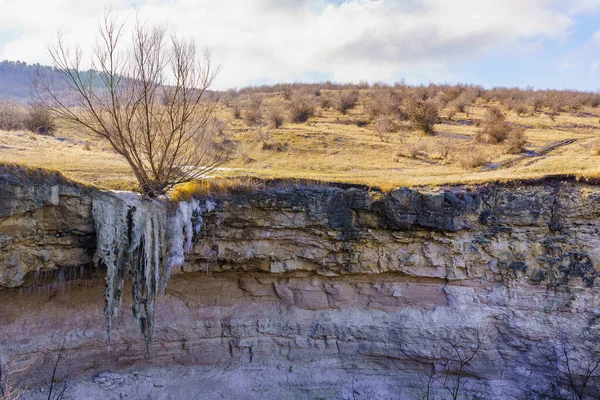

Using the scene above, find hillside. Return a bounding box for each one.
[0,60,54,100]
[1,82,600,191]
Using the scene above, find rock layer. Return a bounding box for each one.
[1,170,600,399]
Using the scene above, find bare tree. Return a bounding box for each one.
[531,333,600,400]
[35,12,228,196]
[400,327,489,400]
[441,331,485,400]
[1,338,69,400]
[45,342,69,400]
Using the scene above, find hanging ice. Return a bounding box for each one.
[92,192,213,351]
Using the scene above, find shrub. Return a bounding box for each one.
[504,126,527,154]
[221,89,238,107]
[545,92,565,114]
[457,152,490,169]
[435,140,453,160]
[508,100,529,116]
[393,142,424,161]
[529,95,543,113]
[319,94,333,110]
[446,107,458,120]
[405,142,424,158]
[209,118,228,135]
[289,92,315,123]
[231,101,242,119]
[365,89,401,119]
[433,90,449,109]
[282,85,293,101]
[450,92,471,114]
[238,144,254,164]
[255,128,274,150]
[335,90,359,114]
[374,115,397,135]
[406,98,439,135]
[245,95,263,125]
[476,107,510,144]
[266,104,285,129]
[0,98,25,131]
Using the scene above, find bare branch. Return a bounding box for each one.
[36,10,229,196]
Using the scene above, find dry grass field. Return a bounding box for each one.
[2,84,600,191]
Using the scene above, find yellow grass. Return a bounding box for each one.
[2,90,600,192]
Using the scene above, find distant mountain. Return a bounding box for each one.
[0,60,52,100]
[0,60,221,103]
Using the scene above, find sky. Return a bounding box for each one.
[1,0,600,91]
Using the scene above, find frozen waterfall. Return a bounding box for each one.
[92,192,212,350]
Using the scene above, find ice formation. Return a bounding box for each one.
[92,192,212,350]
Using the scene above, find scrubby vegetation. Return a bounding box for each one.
[0,98,55,134]
[2,76,600,190]
[289,91,316,123]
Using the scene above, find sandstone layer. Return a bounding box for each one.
[1,168,600,399]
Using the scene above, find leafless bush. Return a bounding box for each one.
[374,115,397,135]
[230,101,242,119]
[335,90,359,114]
[365,89,401,119]
[318,94,333,110]
[432,90,449,109]
[221,89,238,107]
[1,339,69,400]
[0,98,25,131]
[289,92,315,123]
[233,83,600,117]
[407,143,425,158]
[393,142,424,160]
[209,118,228,136]
[399,326,490,400]
[529,94,544,113]
[446,107,458,121]
[245,95,263,125]
[23,104,55,135]
[36,12,227,196]
[546,92,566,114]
[504,126,527,154]
[0,360,27,400]
[43,342,69,400]
[457,152,490,169]
[281,84,293,101]
[82,140,91,151]
[529,333,600,400]
[255,128,288,152]
[439,330,487,400]
[237,144,254,164]
[435,140,454,160]
[475,107,511,144]
[266,104,285,129]
[444,85,464,102]
[406,98,439,135]
[508,99,529,116]
[450,89,476,117]
[255,127,273,150]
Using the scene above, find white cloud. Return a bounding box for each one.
[0,0,598,88]
[592,29,600,47]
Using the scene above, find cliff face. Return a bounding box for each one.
[1,170,600,399]
[0,170,95,288]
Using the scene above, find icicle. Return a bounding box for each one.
[91,192,214,351]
